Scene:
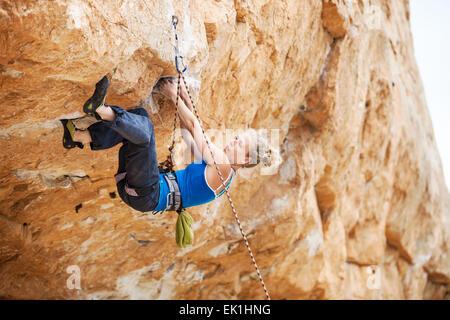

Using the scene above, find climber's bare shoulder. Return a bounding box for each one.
[203,145,232,193]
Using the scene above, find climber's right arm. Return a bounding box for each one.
[161,79,228,165]
[179,114,203,160]
[169,95,196,130]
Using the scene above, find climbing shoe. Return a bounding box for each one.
[61,119,83,149]
[83,75,109,120]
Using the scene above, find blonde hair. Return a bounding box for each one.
[243,129,280,169]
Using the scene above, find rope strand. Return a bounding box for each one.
[178,72,271,300]
[170,16,270,300]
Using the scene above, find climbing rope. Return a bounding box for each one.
[157,17,188,174]
[170,16,271,300]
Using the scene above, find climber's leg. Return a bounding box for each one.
[61,119,83,149]
[73,130,92,145]
[95,104,117,122]
[101,105,160,189]
[85,119,123,150]
[97,105,155,147]
[108,107,156,177]
[109,106,160,212]
[84,107,152,150]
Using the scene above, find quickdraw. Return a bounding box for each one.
[156,16,186,175]
[172,15,187,74]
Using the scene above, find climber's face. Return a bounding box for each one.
[223,132,253,166]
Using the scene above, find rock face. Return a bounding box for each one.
[0,0,449,299]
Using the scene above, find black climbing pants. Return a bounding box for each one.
[87,105,160,212]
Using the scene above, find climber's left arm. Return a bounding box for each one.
[179,113,203,161]
[160,77,196,129]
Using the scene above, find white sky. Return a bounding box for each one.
[409,0,450,190]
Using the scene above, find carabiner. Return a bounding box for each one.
[175,55,187,74]
[171,16,187,74]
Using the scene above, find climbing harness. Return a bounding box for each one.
[163,171,182,211]
[161,16,271,300]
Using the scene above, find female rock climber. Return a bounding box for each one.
[60,75,274,214]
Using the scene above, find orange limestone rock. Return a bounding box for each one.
[0,0,448,299]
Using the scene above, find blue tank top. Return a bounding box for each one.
[153,158,235,212]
